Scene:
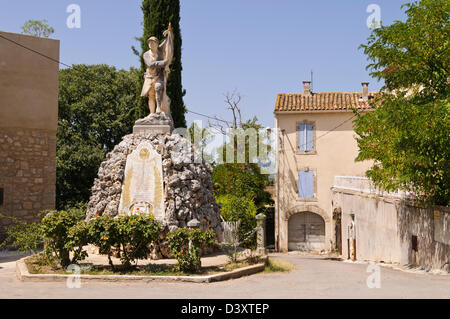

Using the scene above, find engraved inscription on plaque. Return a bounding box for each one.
[118,141,164,219]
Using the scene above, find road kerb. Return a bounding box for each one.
[16,256,267,283]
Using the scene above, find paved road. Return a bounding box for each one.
[1,252,449,299]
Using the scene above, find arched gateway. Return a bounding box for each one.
[285,205,328,251]
[288,212,325,250]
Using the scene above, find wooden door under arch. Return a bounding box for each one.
[288,212,325,251]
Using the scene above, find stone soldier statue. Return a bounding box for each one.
[140,23,174,115]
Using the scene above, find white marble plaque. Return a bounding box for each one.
[118,141,165,219]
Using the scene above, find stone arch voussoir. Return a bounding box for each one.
[284,204,330,224]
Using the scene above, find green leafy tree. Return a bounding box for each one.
[216,194,258,248]
[212,164,272,210]
[213,117,273,207]
[211,91,273,210]
[21,19,54,37]
[135,0,187,128]
[355,0,449,206]
[57,65,138,209]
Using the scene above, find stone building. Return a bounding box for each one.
[0,31,59,237]
[274,81,376,252]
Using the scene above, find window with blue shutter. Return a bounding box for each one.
[298,124,306,151]
[305,124,313,151]
[298,123,314,151]
[298,170,314,198]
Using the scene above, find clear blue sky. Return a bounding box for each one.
[0,0,407,128]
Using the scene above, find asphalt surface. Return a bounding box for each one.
[1,252,449,299]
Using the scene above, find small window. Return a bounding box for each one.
[0,188,3,206]
[298,170,314,198]
[298,123,314,152]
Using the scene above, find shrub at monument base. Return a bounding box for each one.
[40,210,86,268]
[167,228,215,273]
[88,215,161,270]
[2,210,161,269]
[64,220,90,266]
[4,210,225,275]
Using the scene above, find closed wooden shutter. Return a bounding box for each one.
[306,124,313,151]
[298,124,306,151]
[298,170,314,198]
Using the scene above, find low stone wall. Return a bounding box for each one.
[332,176,450,272]
[0,127,56,237]
[397,204,450,271]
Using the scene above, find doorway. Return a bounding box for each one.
[288,212,326,251]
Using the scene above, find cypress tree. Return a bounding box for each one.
[135,0,187,128]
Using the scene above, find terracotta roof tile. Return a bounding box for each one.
[275,92,377,112]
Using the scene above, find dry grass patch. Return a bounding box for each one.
[263,258,294,273]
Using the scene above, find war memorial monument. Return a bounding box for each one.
[85,24,223,258]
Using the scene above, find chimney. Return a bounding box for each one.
[361,82,369,101]
[303,81,312,96]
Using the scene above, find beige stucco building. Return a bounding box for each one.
[274,81,375,252]
[0,31,59,237]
